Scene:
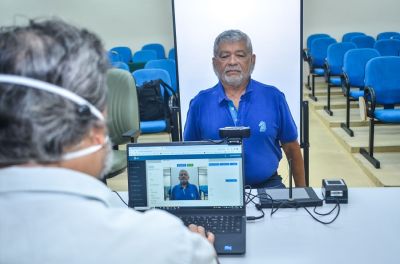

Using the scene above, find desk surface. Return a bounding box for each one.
[110,188,400,264]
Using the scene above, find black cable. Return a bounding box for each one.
[246,187,341,224]
[205,138,227,144]
[313,201,339,216]
[303,200,340,225]
[112,190,128,207]
[245,190,265,221]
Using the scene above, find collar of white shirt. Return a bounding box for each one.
[0,166,111,206]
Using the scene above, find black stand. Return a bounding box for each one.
[301,101,310,186]
[171,105,181,141]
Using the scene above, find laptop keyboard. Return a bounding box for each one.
[179,215,243,234]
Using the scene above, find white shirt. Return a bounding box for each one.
[0,167,217,264]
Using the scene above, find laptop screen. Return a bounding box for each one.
[127,142,244,210]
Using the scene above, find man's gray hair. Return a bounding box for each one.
[213,29,253,57]
[0,19,109,165]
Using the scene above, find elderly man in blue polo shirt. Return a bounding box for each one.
[171,169,201,200]
[184,29,306,188]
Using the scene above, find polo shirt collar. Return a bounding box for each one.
[217,78,255,104]
[0,166,112,206]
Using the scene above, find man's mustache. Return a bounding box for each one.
[224,66,242,73]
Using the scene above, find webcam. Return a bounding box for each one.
[219,126,250,144]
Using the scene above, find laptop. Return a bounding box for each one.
[127,141,246,255]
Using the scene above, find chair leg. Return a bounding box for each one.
[323,82,333,116]
[306,74,311,90]
[309,74,318,102]
[360,118,380,168]
[340,96,354,137]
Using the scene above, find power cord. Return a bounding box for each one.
[245,189,265,221]
[245,187,341,224]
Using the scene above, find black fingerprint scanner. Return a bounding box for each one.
[322,179,348,204]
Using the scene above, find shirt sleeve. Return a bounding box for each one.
[277,92,298,143]
[183,98,200,141]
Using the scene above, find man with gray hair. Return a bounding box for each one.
[0,19,216,263]
[184,29,306,188]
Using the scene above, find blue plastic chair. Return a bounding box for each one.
[351,35,376,48]
[342,32,366,42]
[308,37,337,101]
[323,42,357,115]
[168,48,176,60]
[360,56,400,168]
[132,68,172,133]
[108,50,122,63]
[304,33,330,90]
[110,46,132,64]
[111,61,130,72]
[132,50,158,63]
[391,35,400,40]
[374,39,400,56]
[142,43,166,59]
[304,33,330,59]
[145,59,177,93]
[377,32,400,40]
[340,48,380,136]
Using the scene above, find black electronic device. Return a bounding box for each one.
[322,179,348,204]
[219,126,250,140]
[257,159,322,208]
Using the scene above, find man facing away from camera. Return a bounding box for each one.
[0,19,217,264]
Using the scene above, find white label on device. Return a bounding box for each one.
[330,191,343,197]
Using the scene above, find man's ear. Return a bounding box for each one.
[89,125,107,145]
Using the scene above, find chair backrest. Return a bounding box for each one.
[306,33,330,51]
[374,39,400,56]
[110,46,133,64]
[168,48,176,60]
[351,35,376,48]
[108,50,122,63]
[106,69,140,145]
[342,32,366,42]
[326,42,356,75]
[377,31,400,40]
[132,50,158,63]
[111,61,130,71]
[310,37,337,67]
[142,43,166,59]
[132,68,172,97]
[145,59,177,93]
[365,56,400,105]
[391,35,400,40]
[343,48,380,88]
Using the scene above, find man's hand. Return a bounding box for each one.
[188,224,215,244]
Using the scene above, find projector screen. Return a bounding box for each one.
[173,0,303,139]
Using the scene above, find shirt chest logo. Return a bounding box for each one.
[258,121,266,132]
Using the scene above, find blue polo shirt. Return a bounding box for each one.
[171,183,200,200]
[184,79,298,185]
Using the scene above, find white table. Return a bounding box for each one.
[110,188,400,264]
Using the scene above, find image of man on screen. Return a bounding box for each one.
[170,169,200,200]
[184,29,306,189]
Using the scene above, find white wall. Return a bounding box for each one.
[303,0,400,43]
[0,0,175,53]
[174,0,302,135]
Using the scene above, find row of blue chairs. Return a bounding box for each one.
[305,33,400,169]
[109,58,178,94]
[305,34,400,103]
[109,45,175,64]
